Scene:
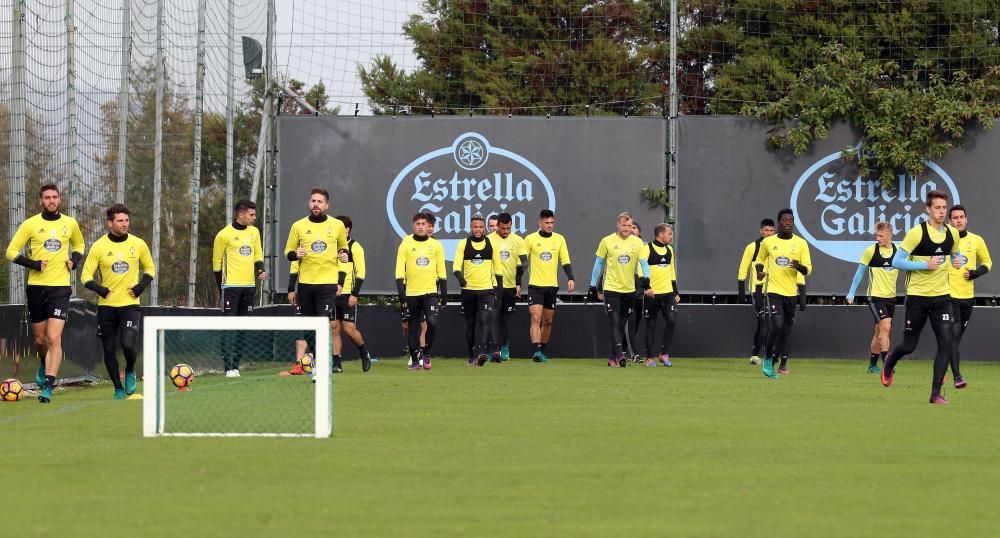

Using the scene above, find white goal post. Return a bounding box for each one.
[142,316,332,438]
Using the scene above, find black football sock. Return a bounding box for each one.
[879,351,887,365]
[356,343,367,357]
[45,375,56,389]
[870,353,879,367]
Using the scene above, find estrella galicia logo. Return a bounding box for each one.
[499,250,511,261]
[310,240,327,253]
[44,238,62,252]
[539,251,553,262]
[111,260,129,274]
[239,245,252,256]
[617,254,631,265]
[775,256,790,267]
[954,253,968,266]
[387,132,556,260]
[790,147,959,263]
[416,256,430,267]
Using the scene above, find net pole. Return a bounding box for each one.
[116,0,132,203]
[188,0,207,307]
[8,0,27,304]
[262,0,276,302]
[225,0,235,223]
[66,0,80,233]
[667,0,678,227]
[151,0,164,305]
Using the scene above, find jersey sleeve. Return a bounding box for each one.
[436,241,447,279]
[212,229,226,271]
[253,226,264,263]
[453,239,467,274]
[595,237,608,259]
[337,221,349,252]
[289,260,299,275]
[668,246,677,281]
[798,238,812,276]
[754,237,770,265]
[737,242,754,280]
[899,226,922,253]
[395,240,407,280]
[559,235,571,265]
[859,244,875,265]
[949,227,961,254]
[517,236,528,259]
[69,219,85,254]
[80,243,100,284]
[140,241,156,277]
[353,242,366,279]
[5,221,31,261]
[284,222,300,259]
[977,237,992,271]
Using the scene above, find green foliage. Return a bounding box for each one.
[640,185,670,211]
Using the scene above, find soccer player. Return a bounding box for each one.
[589,212,650,367]
[212,199,265,377]
[754,208,811,379]
[488,212,527,361]
[333,215,374,372]
[641,223,679,367]
[524,209,575,363]
[81,204,155,399]
[736,218,775,365]
[845,221,898,373]
[285,188,348,373]
[396,212,447,370]
[946,205,991,389]
[881,190,961,404]
[623,221,645,363]
[5,183,85,403]
[400,212,434,365]
[454,214,503,365]
[487,215,499,234]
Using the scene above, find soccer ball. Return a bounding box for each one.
[169,364,195,389]
[0,378,23,401]
[298,353,315,374]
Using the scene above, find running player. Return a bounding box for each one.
[284,188,348,373]
[5,183,85,403]
[946,205,991,389]
[881,190,961,404]
[454,214,503,365]
[641,223,679,367]
[736,218,775,365]
[396,212,447,370]
[588,212,650,367]
[845,221,898,373]
[754,209,811,379]
[488,212,527,361]
[212,199,265,377]
[524,209,575,363]
[81,204,155,399]
[333,215,374,372]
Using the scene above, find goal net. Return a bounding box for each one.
[142,316,331,438]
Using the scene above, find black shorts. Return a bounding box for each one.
[868,297,895,322]
[96,305,140,339]
[405,294,440,323]
[296,283,337,319]
[603,291,634,317]
[767,293,797,323]
[26,285,71,323]
[643,293,677,320]
[902,295,953,335]
[461,289,495,317]
[499,287,517,314]
[527,286,558,310]
[952,298,974,328]
[335,295,357,323]
[222,287,255,316]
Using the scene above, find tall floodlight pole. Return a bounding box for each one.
[117,0,132,202]
[9,1,28,304]
[66,0,79,226]
[152,0,164,305]
[263,0,276,303]
[188,0,207,306]
[225,0,235,223]
[668,0,678,226]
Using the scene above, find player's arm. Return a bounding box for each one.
[80,246,109,298]
[894,227,935,270]
[590,239,607,289]
[791,240,811,276]
[394,241,407,301]
[436,242,448,299]
[131,242,155,298]
[560,237,575,292]
[284,224,301,261]
[753,239,769,279]
[253,227,265,281]
[67,220,85,270]
[846,264,866,304]
[5,223,41,270]
[287,260,299,305]
[491,242,504,294]
[351,243,366,296]
[212,230,226,291]
[967,237,992,280]
[736,242,755,299]
[452,239,468,288]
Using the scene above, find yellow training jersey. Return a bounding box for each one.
[213,223,263,287]
[81,233,156,307]
[737,239,767,288]
[283,215,348,285]
[949,230,992,299]
[642,241,676,295]
[395,235,447,296]
[487,231,526,289]
[595,233,645,294]
[755,234,812,297]
[340,239,366,295]
[5,213,85,286]
[899,222,960,297]
[859,244,898,299]
[454,237,503,291]
[524,231,571,287]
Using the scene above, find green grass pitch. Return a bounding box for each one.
[2,357,999,537]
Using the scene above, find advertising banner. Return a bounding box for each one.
[276,117,667,293]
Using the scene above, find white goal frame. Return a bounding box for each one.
[142,316,332,438]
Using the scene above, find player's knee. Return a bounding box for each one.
[121,330,138,354]
[34,334,47,348]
